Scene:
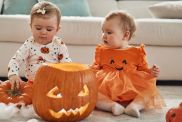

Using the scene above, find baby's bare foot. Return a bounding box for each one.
[111,103,125,116]
[125,102,145,118]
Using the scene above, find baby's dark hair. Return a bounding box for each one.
[105,10,136,40]
[30,1,61,26]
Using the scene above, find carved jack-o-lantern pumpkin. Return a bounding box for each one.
[33,63,98,122]
[166,102,182,122]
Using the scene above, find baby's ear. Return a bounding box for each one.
[57,25,61,32]
[123,31,130,40]
[29,22,32,28]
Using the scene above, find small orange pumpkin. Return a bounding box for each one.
[166,102,182,122]
[33,62,98,122]
[40,47,49,54]
[0,81,33,105]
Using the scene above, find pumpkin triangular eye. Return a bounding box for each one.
[47,86,62,98]
[110,59,115,64]
[122,59,127,64]
[78,85,89,97]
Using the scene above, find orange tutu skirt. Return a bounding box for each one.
[96,69,165,109]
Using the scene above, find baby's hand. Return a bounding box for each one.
[9,75,23,89]
[150,64,160,77]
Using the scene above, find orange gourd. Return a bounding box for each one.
[0,81,33,105]
[166,102,182,122]
[33,63,98,122]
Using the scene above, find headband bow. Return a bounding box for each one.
[37,7,46,14]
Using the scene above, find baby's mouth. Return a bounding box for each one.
[40,37,47,39]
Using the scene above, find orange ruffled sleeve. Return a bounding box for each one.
[92,44,102,70]
[137,44,151,73]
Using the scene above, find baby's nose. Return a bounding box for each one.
[41,28,47,34]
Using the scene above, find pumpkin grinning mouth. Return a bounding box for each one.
[49,103,89,118]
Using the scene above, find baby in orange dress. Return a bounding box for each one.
[92,10,165,117]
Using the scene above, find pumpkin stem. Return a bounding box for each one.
[6,82,22,97]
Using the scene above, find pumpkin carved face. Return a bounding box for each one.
[166,102,182,122]
[33,63,97,122]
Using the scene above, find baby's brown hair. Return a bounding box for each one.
[104,10,136,40]
[30,1,61,26]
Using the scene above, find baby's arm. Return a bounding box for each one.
[8,59,24,89]
[8,40,30,89]
[90,45,102,70]
[137,63,160,77]
[137,46,158,75]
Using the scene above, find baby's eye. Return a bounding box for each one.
[36,27,42,30]
[107,31,112,34]
[47,28,53,31]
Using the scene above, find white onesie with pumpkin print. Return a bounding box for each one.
[8,36,71,81]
